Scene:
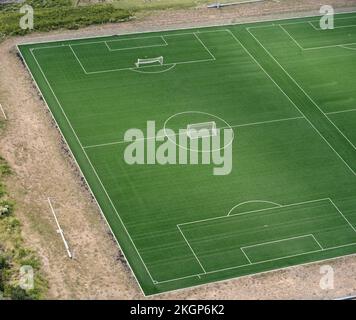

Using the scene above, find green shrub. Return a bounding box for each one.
[0,4,132,37]
[0,185,5,198]
[0,157,11,176]
[10,286,31,300]
[0,255,8,269]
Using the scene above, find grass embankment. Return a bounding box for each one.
[0,122,47,299]
[0,0,132,37]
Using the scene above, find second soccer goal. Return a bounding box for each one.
[187,121,218,139]
[135,56,164,68]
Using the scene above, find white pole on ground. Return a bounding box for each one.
[47,198,73,259]
[0,103,7,120]
[208,0,265,8]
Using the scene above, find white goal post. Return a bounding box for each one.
[135,56,164,68]
[187,121,217,139]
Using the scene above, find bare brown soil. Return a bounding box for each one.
[0,0,355,299]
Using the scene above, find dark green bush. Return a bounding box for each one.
[0,157,11,176]
[10,286,31,300]
[0,255,8,269]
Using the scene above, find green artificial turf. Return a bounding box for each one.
[18,12,356,295]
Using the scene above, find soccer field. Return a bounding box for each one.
[18,12,356,296]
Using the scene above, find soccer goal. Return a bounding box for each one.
[187,121,217,139]
[135,56,164,68]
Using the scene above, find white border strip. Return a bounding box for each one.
[47,198,72,259]
[0,103,7,120]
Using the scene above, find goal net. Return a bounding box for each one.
[187,121,217,139]
[135,56,164,68]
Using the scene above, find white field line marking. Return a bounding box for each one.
[227,200,282,216]
[308,20,356,30]
[177,225,206,273]
[168,198,356,285]
[308,21,318,30]
[0,103,7,120]
[38,33,192,50]
[311,234,324,250]
[156,195,356,285]
[106,41,167,52]
[304,42,356,51]
[233,29,356,175]
[68,53,214,74]
[68,45,89,75]
[104,41,111,51]
[17,10,356,47]
[179,198,330,227]
[276,24,356,51]
[28,48,156,290]
[326,108,356,115]
[131,64,177,74]
[36,31,216,75]
[193,32,216,60]
[91,58,215,74]
[178,228,327,272]
[232,115,304,128]
[279,25,304,50]
[104,41,110,51]
[249,26,356,151]
[265,27,356,153]
[240,248,252,264]
[340,45,356,51]
[243,28,356,175]
[47,198,73,259]
[241,234,316,249]
[105,35,168,52]
[328,198,356,233]
[83,115,304,149]
[273,16,356,28]
[240,234,323,263]
[119,59,213,73]
[246,15,356,31]
[249,21,356,51]
[156,242,356,285]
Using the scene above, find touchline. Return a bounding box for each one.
[124,121,233,175]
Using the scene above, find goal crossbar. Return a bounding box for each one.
[135,56,164,68]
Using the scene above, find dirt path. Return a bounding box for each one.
[0,0,355,299]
